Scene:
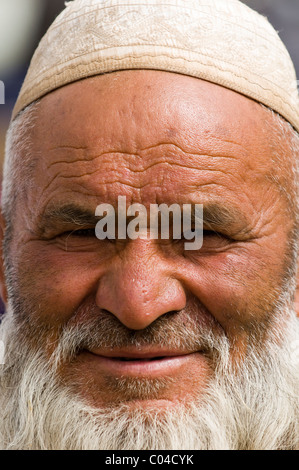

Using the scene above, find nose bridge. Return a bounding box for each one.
[95,239,186,330]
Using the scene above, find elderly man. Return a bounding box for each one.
[0,0,298,450]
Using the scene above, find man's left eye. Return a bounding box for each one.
[68,228,96,237]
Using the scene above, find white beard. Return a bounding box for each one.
[0,304,298,451]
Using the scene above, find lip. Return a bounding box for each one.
[82,348,204,378]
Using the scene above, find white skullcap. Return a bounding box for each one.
[12,0,299,132]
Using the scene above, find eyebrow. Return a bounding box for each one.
[37,203,99,235]
[36,201,248,236]
[202,203,247,230]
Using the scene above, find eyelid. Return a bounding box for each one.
[69,227,96,235]
[203,229,227,237]
[59,227,97,238]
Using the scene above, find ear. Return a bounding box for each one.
[0,210,8,306]
[295,257,299,318]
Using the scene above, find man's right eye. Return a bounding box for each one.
[50,227,103,252]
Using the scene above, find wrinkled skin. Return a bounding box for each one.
[0,70,297,409]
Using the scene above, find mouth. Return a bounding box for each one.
[82,349,206,378]
[110,356,169,361]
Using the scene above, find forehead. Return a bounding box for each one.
[27,70,279,210]
[34,70,266,149]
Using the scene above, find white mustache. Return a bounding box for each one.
[53,301,227,365]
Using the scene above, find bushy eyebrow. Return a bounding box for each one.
[37,203,99,235]
[202,203,247,229]
[36,201,248,236]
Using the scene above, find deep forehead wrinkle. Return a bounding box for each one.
[46,141,241,169]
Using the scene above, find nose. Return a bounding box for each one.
[95,239,186,330]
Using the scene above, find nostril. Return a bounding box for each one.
[96,271,186,331]
[101,308,113,315]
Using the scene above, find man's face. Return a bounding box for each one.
[4,70,295,410]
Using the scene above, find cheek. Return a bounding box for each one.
[181,246,286,337]
[13,243,107,326]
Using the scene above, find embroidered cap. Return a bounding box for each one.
[12,0,299,132]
